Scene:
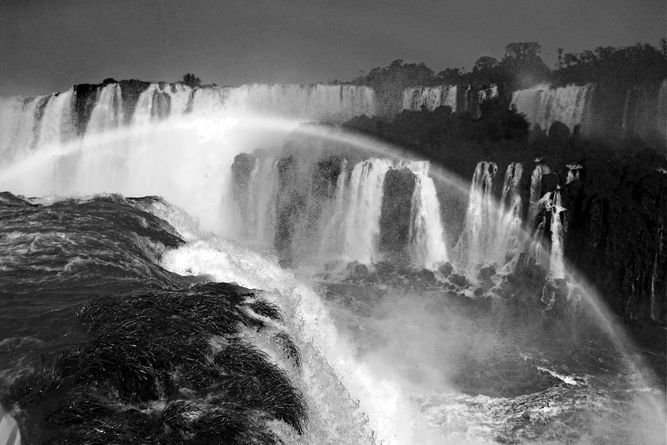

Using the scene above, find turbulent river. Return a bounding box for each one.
[0,81,665,444]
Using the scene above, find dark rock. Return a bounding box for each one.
[438,262,453,277]
[540,173,558,193]
[379,168,416,264]
[73,83,100,135]
[375,261,395,277]
[547,121,570,143]
[479,265,496,282]
[312,156,344,200]
[413,268,437,285]
[450,273,470,288]
[118,79,151,123]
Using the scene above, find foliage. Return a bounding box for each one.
[182,73,202,88]
[554,43,667,88]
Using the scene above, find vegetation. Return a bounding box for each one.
[350,40,667,96]
[181,73,202,88]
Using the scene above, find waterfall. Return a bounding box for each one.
[319,159,349,258]
[549,189,565,279]
[456,161,498,270]
[493,162,524,265]
[402,85,457,112]
[343,159,392,264]
[87,83,124,133]
[566,164,582,184]
[528,163,551,228]
[478,84,499,102]
[234,156,451,269]
[511,84,594,132]
[34,90,75,148]
[658,79,667,146]
[245,157,280,245]
[0,95,49,159]
[0,80,378,162]
[456,161,527,272]
[220,84,377,121]
[406,161,448,269]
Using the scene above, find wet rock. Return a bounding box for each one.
[479,265,496,282]
[379,168,416,264]
[438,262,453,277]
[450,273,470,288]
[375,261,395,278]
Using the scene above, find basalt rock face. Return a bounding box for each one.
[73,83,100,136]
[561,151,667,324]
[379,167,416,264]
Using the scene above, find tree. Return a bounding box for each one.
[182,73,202,88]
[473,56,499,72]
[504,42,542,62]
[501,42,550,88]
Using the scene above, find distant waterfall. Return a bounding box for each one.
[493,162,524,266]
[402,85,457,112]
[343,159,393,264]
[0,81,378,162]
[658,79,667,145]
[455,161,528,272]
[511,84,594,132]
[528,163,551,227]
[232,155,450,270]
[223,84,377,121]
[319,159,349,257]
[406,161,448,268]
[527,189,566,277]
[549,189,566,279]
[455,161,498,270]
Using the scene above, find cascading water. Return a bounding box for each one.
[455,161,527,273]
[319,159,349,258]
[402,85,457,112]
[245,157,280,245]
[527,162,551,227]
[455,161,498,271]
[406,161,448,269]
[86,83,124,133]
[658,79,667,146]
[549,188,566,279]
[511,83,594,132]
[343,159,393,265]
[493,162,524,267]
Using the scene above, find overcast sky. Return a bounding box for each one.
[1,0,664,96]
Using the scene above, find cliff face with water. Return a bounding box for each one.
[230,147,449,271]
[2,76,666,327]
[560,152,667,323]
[510,79,667,148]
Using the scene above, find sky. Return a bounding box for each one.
[0,0,665,96]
